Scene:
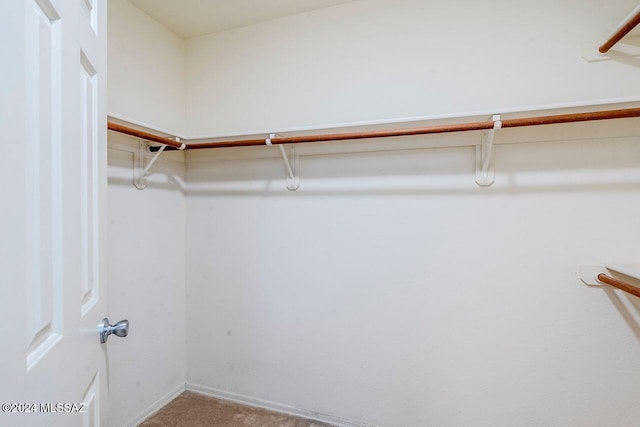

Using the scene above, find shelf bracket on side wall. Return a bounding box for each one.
[579,264,640,298]
[579,265,608,286]
[475,115,501,187]
[134,138,184,190]
[266,133,300,191]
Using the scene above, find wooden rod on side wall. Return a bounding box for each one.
[597,273,640,298]
[598,6,640,54]
[500,107,640,128]
[107,122,185,149]
[109,106,640,152]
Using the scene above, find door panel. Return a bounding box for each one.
[80,50,99,317]
[0,0,108,425]
[25,0,63,373]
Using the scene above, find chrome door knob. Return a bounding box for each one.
[99,318,129,343]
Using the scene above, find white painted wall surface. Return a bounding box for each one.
[105,1,640,425]
[185,0,640,137]
[185,128,640,426]
[108,133,186,427]
[108,0,186,135]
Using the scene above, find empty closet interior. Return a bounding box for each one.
[106,1,640,426]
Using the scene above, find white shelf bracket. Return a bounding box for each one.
[579,265,608,286]
[134,137,183,190]
[475,114,501,187]
[266,133,300,191]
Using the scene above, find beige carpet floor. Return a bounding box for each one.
[139,392,333,427]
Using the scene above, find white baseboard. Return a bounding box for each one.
[185,383,377,427]
[125,382,186,427]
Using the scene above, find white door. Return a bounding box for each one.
[0,0,109,426]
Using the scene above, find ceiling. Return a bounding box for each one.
[127,0,356,39]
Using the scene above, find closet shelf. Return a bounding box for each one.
[107,105,640,190]
[108,106,640,152]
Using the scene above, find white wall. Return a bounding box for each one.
[185,0,640,137]
[182,1,640,426]
[185,128,640,426]
[107,3,188,424]
[108,0,186,135]
[105,0,640,425]
[107,133,186,427]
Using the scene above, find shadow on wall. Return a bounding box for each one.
[602,270,640,344]
[108,145,185,192]
[177,136,640,197]
[615,36,640,69]
[618,55,640,68]
[604,289,640,344]
[108,133,640,197]
[108,175,184,192]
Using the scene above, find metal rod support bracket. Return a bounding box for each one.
[134,137,183,190]
[475,114,501,187]
[266,133,300,191]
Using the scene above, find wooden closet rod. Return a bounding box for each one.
[597,273,640,298]
[108,122,185,149]
[107,107,640,152]
[184,107,640,150]
[599,6,640,54]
